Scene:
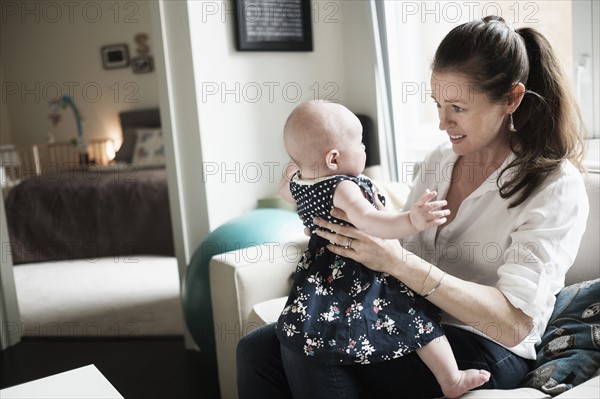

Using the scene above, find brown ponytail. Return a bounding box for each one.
[503,27,585,206]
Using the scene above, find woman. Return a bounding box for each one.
[237,16,589,398]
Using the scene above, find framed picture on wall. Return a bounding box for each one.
[234,0,313,51]
[131,55,154,74]
[100,44,130,69]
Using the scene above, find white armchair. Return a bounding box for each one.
[210,233,307,399]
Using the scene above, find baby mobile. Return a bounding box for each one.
[48,95,89,164]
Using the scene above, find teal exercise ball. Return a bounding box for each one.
[182,208,304,360]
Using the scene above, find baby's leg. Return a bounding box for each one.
[416,336,490,398]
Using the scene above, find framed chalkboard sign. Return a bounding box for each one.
[235,0,313,51]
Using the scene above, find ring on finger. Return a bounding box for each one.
[344,238,354,249]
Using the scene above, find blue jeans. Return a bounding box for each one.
[237,323,532,399]
[280,344,361,399]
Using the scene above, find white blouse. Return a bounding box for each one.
[400,142,589,359]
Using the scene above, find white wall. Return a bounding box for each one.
[0,67,13,145]
[187,0,378,228]
[341,1,378,119]
[0,196,21,349]
[0,0,159,147]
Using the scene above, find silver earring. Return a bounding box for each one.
[508,113,517,133]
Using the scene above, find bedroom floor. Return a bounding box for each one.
[0,336,220,398]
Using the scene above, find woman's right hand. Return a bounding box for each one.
[313,212,409,277]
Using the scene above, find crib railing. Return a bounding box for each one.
[0,138,115,182]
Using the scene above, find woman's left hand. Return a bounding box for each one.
[313,208,407,276]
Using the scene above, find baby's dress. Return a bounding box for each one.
[275,172,444,365]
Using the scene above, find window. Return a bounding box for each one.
[381,0,599,177]
[572,0,599,169]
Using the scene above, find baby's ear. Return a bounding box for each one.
[325,149,339,170]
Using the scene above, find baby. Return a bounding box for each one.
[277,100,490,398]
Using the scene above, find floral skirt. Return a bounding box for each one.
[276,236,444,365]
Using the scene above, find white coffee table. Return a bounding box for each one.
[0,364,123,398]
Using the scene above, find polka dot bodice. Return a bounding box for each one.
[290,172,379,232]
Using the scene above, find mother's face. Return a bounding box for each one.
[430,72,512,159]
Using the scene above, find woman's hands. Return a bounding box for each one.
[313,209,407,276]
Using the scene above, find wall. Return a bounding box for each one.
[0,0,159,148]
[187,0,378,228]
[0,67,13,145]
[341,2,378,116]
[0,193,21,349]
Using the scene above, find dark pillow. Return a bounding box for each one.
[522,278,600,396]
[113,129,138,163]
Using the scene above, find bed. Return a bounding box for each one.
[5,108,174,265]
[4,108,184,337]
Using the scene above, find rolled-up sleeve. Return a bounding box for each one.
[497,170,589,321]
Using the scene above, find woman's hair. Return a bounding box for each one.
[431,16,584,208]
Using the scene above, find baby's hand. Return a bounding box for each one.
[408,189,450,231]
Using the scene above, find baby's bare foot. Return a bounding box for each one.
[441,369,490,398]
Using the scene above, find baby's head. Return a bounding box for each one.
[284,100,366,178]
